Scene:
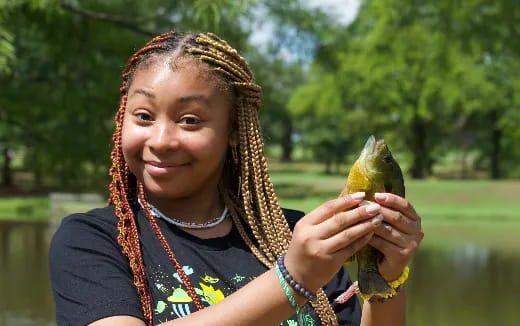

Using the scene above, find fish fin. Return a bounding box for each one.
[358,270,393,299]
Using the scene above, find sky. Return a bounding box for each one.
[306,0,361,25]
[249,0,361,54]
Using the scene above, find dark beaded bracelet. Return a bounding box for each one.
[276,255,318,302]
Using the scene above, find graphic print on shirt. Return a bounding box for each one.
[151,265,235,322]
[151,265,310,325]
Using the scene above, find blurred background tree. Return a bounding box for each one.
[289,0,520,179]
[1,0,519,195]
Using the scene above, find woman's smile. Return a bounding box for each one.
[143,160,190,177]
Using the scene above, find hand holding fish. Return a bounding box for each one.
[334,135,424,302]
[369,193,423,282]
[283,191,382,295]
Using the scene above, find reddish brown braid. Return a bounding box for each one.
[137,183,205,311]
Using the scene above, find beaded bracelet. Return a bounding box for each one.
[276,255,318,302]
[389,266,410,289]
[274,263,302,313]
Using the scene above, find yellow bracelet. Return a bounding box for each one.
[389,266,409,289]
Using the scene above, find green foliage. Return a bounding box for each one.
[2,0,520,192]
[288,0,520,179]
[0,0,326,190]
[192,0,250,29]
[0,26,14,73]
[0,0,253,191]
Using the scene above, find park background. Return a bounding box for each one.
[1,0,519,325]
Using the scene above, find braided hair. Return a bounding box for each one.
[108,31,338,325]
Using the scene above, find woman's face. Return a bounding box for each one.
[122,58,233,202]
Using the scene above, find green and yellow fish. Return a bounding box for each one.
[335,135,405,302]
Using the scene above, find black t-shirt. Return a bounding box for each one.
[50,205,361,326]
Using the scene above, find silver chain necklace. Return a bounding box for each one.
[139,199,228,229]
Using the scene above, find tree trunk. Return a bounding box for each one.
[2,148,13,187]
[280,119,293,162]
[410,115,428,179]
[459,131,469,179]
[490,111,502,179]
[324,158,332,174]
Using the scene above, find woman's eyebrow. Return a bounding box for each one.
[177,95,210,105]
[129,88,155,99]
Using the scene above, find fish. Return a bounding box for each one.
[335,135,405,302]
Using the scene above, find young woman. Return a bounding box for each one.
[50,31,423,326]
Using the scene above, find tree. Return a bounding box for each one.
[0,0,253,190]
[0,0,340,190]
[288,0,520,178]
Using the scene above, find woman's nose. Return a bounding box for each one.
[148,121,180,152]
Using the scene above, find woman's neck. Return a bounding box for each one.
[144,187,233,239]
[144,188,224,225]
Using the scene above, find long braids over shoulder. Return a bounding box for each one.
[108,31,338,326]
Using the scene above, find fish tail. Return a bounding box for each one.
[358,270,393,299]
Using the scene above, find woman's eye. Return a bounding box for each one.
[136,113,152,121]
[180,117,201,125]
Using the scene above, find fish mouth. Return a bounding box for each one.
[359,135,384,178]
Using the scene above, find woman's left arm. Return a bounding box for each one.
[360,192,424,326]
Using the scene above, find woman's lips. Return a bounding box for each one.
[144,161,189,177]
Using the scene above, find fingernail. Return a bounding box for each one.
[375,193,387,202]
[372,214,383,226]
[365,203,381,214]
[350,192,365,200]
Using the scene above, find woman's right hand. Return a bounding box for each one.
[284,192,383,294]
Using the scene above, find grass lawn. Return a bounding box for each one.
[269,164,520,252]
[0,197,104,221]
[0,197,50,221]
[2,163,519,251]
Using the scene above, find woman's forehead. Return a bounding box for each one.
[127,59,234,111]
[131,56,231,94]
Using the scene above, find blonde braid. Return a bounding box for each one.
[243,105,285,255]
[203,32,255,77]
[223,191,272,267]
[189,50,250,82]
[236,103,276,262]
[193,34,288,256]
[189,32,338,325]
[248,108,292,251]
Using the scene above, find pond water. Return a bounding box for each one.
[1,221,519,326]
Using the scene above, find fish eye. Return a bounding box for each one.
[383,154,393,163]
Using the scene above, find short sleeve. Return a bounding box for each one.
[49,207,144,325]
